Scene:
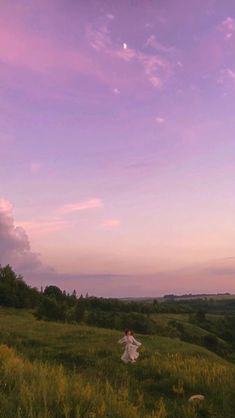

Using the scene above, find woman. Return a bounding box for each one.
[118,329,142,364]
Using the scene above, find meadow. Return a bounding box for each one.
[0,307,235,418]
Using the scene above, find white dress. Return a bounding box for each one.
[118,335,142,363]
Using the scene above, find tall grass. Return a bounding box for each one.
[0,344,140,418]
[1,308,235,417]
[1,344,235,418]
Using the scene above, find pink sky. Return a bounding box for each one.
[0,0,235,296]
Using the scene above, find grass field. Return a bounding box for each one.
[0,307,235,417]
[150,313,223,339]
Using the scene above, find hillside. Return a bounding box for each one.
[0,307,235,417]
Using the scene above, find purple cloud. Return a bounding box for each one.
[0,197,51,274]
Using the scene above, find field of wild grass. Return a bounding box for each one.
[0,308,235,417]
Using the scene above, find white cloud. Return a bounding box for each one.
[87,24,172,89]
[101,219,120,229]
[227,68,235,82]
[0,197,13,213]
[87,25,111,51]
[107,13,114,20]
[155,116,165,124]
[145,35,176,54]
[217,68,235,87]
[176,60,183,68]
[219,16,235,39]
[142,55,166,88]
[17,220,69,235]
[30,161,42,173]
[0,197,44,272]
[222,17,235,32]
[59,198,103,214]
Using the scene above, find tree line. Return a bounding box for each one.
[0,265,191,334]
[2,264,235,356]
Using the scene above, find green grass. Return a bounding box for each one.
[0,307,235,417]
[150,312,228,341]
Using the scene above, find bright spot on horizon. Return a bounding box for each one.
[123,43,127,49]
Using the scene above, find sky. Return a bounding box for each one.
[0,0,235,297]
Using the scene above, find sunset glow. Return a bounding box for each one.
[0,0,234,296]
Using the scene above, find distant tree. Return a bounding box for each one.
[153,299,159,309]
[121,312,155,334]
[0,281,17,306]
[36,297,66,321]
[74,301,85,322]
[196,310,206,322]
[0,264,18,285]
[44,285,63,301]
[0,265,40,308]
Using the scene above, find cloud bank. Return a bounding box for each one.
[0,197,48,273]
[1,197,234,297]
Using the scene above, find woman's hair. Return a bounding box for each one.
[124,329,131,335]
[130,330,134,336]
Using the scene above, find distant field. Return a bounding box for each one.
[0,307,235,417]
[170,295,235,301]
[121,294,235,302]
[151,313,207,334]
